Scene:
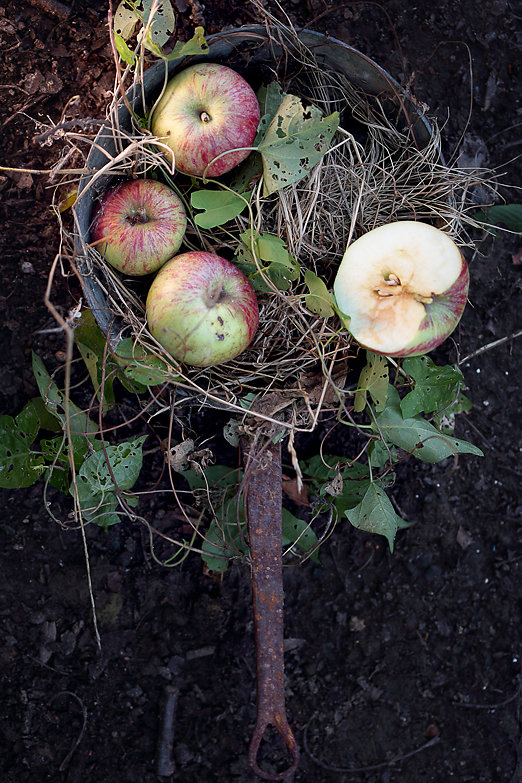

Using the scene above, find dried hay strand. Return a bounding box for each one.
[67,19,494,433]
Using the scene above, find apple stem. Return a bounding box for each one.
[200,111,211,123]
[126,206,149,225]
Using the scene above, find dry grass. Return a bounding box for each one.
[63,17,496,435]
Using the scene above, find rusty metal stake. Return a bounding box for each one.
[242,435,299,781]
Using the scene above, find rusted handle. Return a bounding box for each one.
[242,436,299,780]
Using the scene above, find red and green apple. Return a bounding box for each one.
[150,63,260,178]
[90,179,187,276]
[333,221,469,357]
[146,251,259,367]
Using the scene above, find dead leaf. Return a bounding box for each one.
[456,525,473,549]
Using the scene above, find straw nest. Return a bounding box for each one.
[70,18,491,435]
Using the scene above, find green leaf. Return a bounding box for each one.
[114,32,136,65]
[304,270,335,317]
[401,355,465,418]
[473,204,522,233]
[254,81,287,145]
[432,392,473,432]
[368,439,399,468]
[354,352,389,413]
[71,435,146,527]
[181,465,241,492]
[32,353,98,438]
[15,401,41,445]
[257,93,339,195]
[158,25,209,61]
[345,483,407,551]
[115,338,174,388]
[236,231,300,291]
[141,0,175,51]
[281,508,319,560]
[113,1,139,40]
[75,310,118,410]
[0,415,46,489]
[190,189,249,228]
[376,386,483,463]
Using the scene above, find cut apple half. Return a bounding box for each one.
[333,221,469,357]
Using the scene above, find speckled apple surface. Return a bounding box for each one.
[333,221,469,357]
[91,179,187,276]
[151,63,261,178]
[146,251,259,367]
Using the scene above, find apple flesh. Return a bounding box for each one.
[146,251,259,367]
[151,63,260,178]
[91,179,187,276]
[333,221,469,357]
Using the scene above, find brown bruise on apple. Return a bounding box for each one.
[333,221,468,357]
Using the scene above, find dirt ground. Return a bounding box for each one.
[1,1,521,782]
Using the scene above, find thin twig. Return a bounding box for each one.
[459,329,522,365]
[303,713,440,774]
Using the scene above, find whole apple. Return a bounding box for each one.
[150,63,261,178]
[90,179,187,276]
[333,221,469,357]
[146,251,259,367]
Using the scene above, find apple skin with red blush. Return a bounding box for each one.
[151,63,261,178]
[90,179,187,276]
[146,251,259,367]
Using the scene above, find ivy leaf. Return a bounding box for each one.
[304,270,335,317]
[473,204,522,233]
[0,415,46,489]
[354,352,389,413]
[235,230,300,291]
[257,94,339,195]
[345,483,407,552]
[190,189,249,228]
[281,508,319,560]
[401,355,465,418]
[376,386,483,463]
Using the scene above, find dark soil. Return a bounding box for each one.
[1,1,521,782]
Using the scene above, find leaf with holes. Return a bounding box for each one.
[191,189,249,228]
[304,270,335,317]
[345,483,408,551]
[254,81,287,145]
[0,415,46,489]
[113,1,140,40]
[71,436,146,527]
[354,352,389,413]
[141,0,176,50]
[376,386,483,463]
[257,94,339,195]
[401,355,465,418]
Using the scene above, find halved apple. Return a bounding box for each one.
[333,221,469,357]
